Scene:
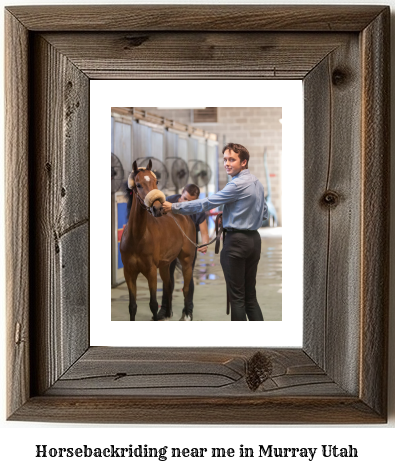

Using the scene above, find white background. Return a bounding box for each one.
[91,80,303,346]
[1,0,394,469]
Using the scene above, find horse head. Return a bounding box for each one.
[130,159,166,217]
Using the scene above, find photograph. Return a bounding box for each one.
[3,1,391,439]
[111,107,283,321]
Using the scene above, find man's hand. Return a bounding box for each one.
[197,245,208,254]
[162,201,173,214]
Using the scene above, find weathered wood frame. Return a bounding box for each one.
[5,5,390,423]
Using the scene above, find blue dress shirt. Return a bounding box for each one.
[171,169,268,230]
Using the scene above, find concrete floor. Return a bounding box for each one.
[111,227,282,321]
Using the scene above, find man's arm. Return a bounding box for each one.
[162,182,238,215]
[162,200,173,213]
[197,219,209,254]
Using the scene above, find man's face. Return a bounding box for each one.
[179,191,198,202]
[223,149,247,177]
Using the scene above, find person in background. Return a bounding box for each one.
[163,143,268,321]
[158,183,209,321]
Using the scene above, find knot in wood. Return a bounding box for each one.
[114,372,127,381]
[321,190,340,207]
[123,35,150,49]
[246,351,273,391]
[332,68,348,87]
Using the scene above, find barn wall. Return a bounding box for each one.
[142,107,282,225]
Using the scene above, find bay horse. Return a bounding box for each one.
[120,159,196,321]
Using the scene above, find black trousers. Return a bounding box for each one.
[160,249,196,314]
[220,230,264,321]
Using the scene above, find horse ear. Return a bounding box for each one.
[132,160,138,173]
[147,159,152,171]
[127,173,135,189]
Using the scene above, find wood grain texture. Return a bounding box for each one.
[303,56,331,370]
[42,32,351,80]
[4,11,30,418]
[59,225,89,369]
[10,396,384,425]
[46,347,345,397]
[5,5,390,424]
[360,9,390,417]
[29,34,90,395]
[304,35,362,395]
[6,5,386,32]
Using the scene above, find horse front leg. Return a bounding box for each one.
[125,271,138,321]
[146,266,159,321]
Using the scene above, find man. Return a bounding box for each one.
[163,143,268,321]
[158,183,209,321]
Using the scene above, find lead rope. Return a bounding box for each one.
[168,212,230,316]
[167,212,223,253]
[131,187,152,214]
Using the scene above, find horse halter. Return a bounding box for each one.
[131,185,153,213]
[129,169,165,215]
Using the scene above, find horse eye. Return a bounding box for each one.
[136,183,142,188]
[156,180,159,185]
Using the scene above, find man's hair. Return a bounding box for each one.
[222,143,250,165]
[182,183,200,198]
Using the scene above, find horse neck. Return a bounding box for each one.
[128,191,149,240]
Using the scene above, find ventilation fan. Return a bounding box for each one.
[111,153,124,193]
[135,157,168,190]
[190,160,212,187]
[166,157,189,193]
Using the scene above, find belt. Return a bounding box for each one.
[224,228,256,233]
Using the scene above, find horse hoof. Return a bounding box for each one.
[157,309,173,321]
[179,311,193,321]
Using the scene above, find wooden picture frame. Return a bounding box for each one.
[5,5,389,424]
